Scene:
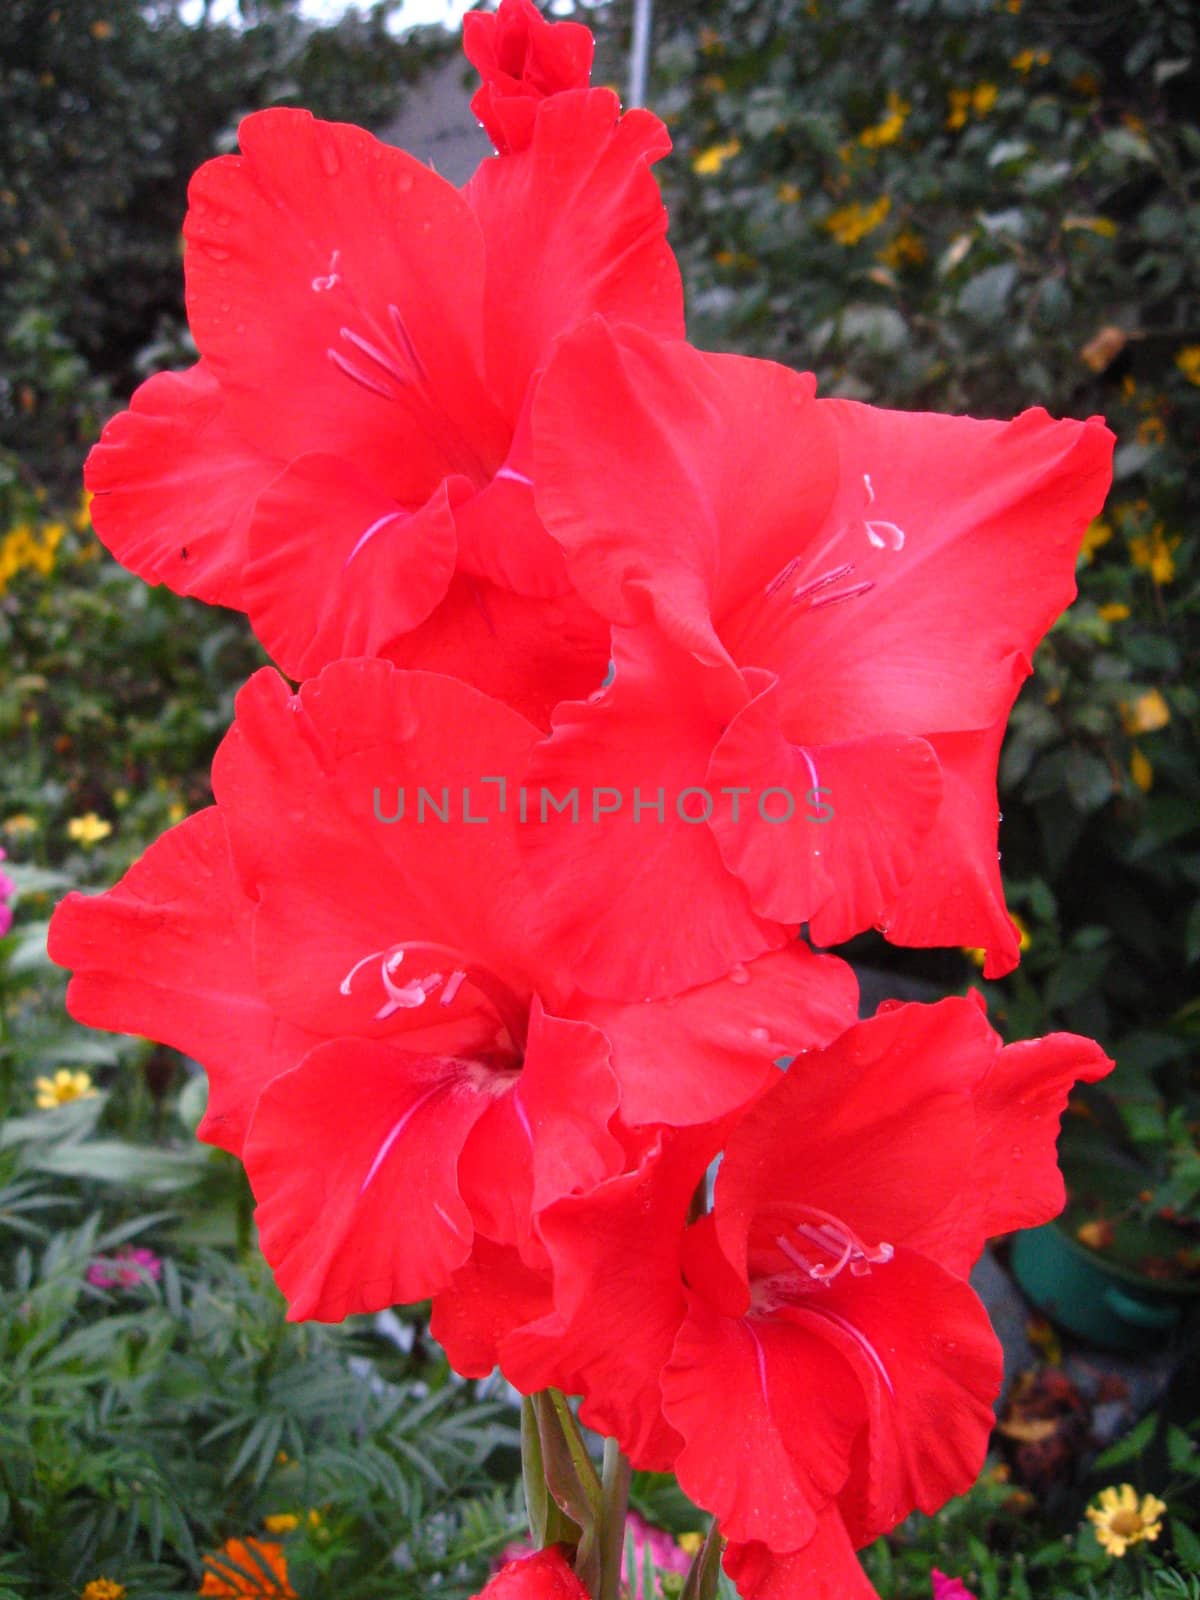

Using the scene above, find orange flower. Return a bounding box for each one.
[199,1538,295,1597]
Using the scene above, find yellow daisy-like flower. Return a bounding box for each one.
[1136,415,1166,446]
[946,88,971,130]
[1129,526,1181,585]
[67,813,112,847]
[972,82,999,115]
[262,1514,299,1534]
[3,813,38,837]
[1130,747,1153,793]
[1011,47,1050,73]
[691,138,740,176]
[1079,519,1113,564]
[824,194,891,246]
[1120,688,1170,736]
[1087,1485,1166,1557]
[859,92,910,149]
[1175,346,1200,385]
[81,1581,126,1600]
[966,911,1031,968]
[73,490,94,532]
[1098,602,1130,622]
[877,228,926,269]
[35,1068,97,1109]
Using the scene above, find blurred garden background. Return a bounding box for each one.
[1,0,1198,1594]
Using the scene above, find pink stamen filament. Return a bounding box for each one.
[774,1205,893,1287]
[340,942,528,1052]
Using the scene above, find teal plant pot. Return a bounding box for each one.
[1009,1223,1199,1354]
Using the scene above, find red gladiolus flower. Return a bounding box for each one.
[523,319,1115,995]
[502,996,1109,1572]
[49,661,857,1331]
[85,28,682,725]
[473,1546,589,1600]
[463,0,594,155]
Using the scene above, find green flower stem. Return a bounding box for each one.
[597,1433,633,1600]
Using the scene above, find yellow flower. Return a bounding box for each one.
[1136,415,1165,446]
[824,194,891,246]
[1006,0,1022,11]
[776,181,802,204]
[1079,519,1113,563]
[1066,215,1119,239]
[1130,747,1153,792]
[1175,346,1200,386]
[167,801,187,824]
[73,490,94,532]
[81,1581,126,1600]
[702,73,726,93]
[877,229,927,269]
[3,814,38,837]
[859,93,910,148]
[1120,689,1170,735]
[1011,47,1050,73]
[692,139,740,175]
[966,911,1031,967]
[35,1068,97,1109]
[946,88,971,130]
[67,813,113,847]
[1086,1485,1166,1557]
[1098,602,1130,622]
[90,19,113,38]
[677,1532,705,1556]
[262,1514,299,1534]
[1130,526,1181,585]
[972,82,998,115]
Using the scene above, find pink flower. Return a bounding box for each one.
[626,1512,691,1596]
[0,847,14,939]
[932,1572,979,1600]
[86,1245,162,1289]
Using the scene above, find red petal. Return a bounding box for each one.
[84,363,280,608]
[792,1250,1001,1544]
[706,672,942,937]
[242,454,464,678]
[47,810,317,1155]
[386,574,610,731]
[760,401,1115,742]
[211,663,549,1037]
[466,94,682,422]
[663,1296,865,1550]
[430,1235,553,1379]
[581,942,859,1128]
[724,1511,881,1600]
[244,1041,488,1320]
[504,1125,721,1470]
[458,1002,622,1251]
[519,626,783,1001]
[532,322,835,658]
[713,999,987,1286]
[185,110,507,500]
[877,670,1026,974]
[907,1022,1112,1277]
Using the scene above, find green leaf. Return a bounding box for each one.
[1171,1518,1200,1574]
[1093,1410,1157,1469]
[30,1138,209,1191]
